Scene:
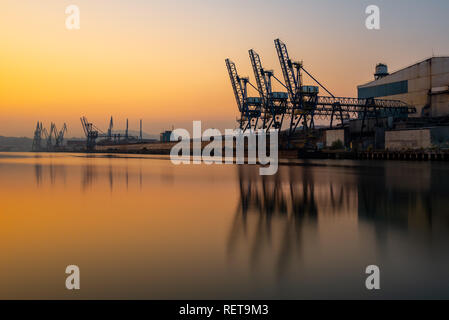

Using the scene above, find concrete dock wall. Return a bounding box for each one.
[325,129,346,147]
[385,127,449,150]
[386,129,431,150]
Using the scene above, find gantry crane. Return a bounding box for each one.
[275,39,320,134]
[273,38,416,136]
[32,122,68,151]
[46,123,56,150]
[54,123,67,148]
[249,49,288,131]
[225,58,262,132]
[80,116,100,151]
[32,122,45,151]
[226,41,416,140]
[80,116,139,150]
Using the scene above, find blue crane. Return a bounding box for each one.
[225,58,262,132]
[249,49,288,131]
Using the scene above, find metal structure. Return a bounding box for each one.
[32,122,46,151]
[80,116,141,151]
[275,38,416,134]
[249,49,288,131]
[226,39,417,137]
[80,116,100,151]
[140,119,143,141]
[47,123,56,150]
[225,58,262,132]
[54,123,67,148]
[108,116,114,140]
[32,122,68,151]
[125,118,129,140]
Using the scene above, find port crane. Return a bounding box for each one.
[226,39,416,138]
[32,122,46,151]
[46,123,56,150]
[80,116,140,150]
[32,122,68,151]
[225,59,262,132]
[80,116,101,151]
[54,123,67,148]
[249,49,288,131]
[275,39,320,134]
[274,38,416,136]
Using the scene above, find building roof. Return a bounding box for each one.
[358,56,449,88]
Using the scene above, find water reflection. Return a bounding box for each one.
[229,164,355,277]
[229,161,449,280]
[357,162,449,244]
[34,162,42,186]
[2,152,449,299]
[33,159,66,187]
[81,161,96,190]
[30,155,176,193]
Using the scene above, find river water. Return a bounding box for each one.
[0,152,448,299]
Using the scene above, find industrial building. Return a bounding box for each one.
[356,58,449,151]
[358,57,449,117]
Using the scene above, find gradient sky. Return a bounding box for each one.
[1,0,449,137]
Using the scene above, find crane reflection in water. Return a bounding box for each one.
[227,161,449,281]
[5,152,449,298]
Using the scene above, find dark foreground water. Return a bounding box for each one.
[0,152,448,299]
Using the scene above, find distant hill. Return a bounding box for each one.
[0,136,33,152]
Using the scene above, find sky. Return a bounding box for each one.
[1,0,449,137]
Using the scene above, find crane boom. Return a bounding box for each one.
[249,49,269,101]
[274,39,298,100]
[54,123,67,147]
[225,59,245,112]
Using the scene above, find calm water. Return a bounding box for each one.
[0,152,449,299]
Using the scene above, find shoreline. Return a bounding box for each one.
[4,149,448,162]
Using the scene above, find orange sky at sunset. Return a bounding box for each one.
[1,0,449,137]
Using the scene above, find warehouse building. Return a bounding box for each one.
[358,57,449,117]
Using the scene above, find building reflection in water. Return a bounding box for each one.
[357,162,449,240]
[228,161,449,278]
